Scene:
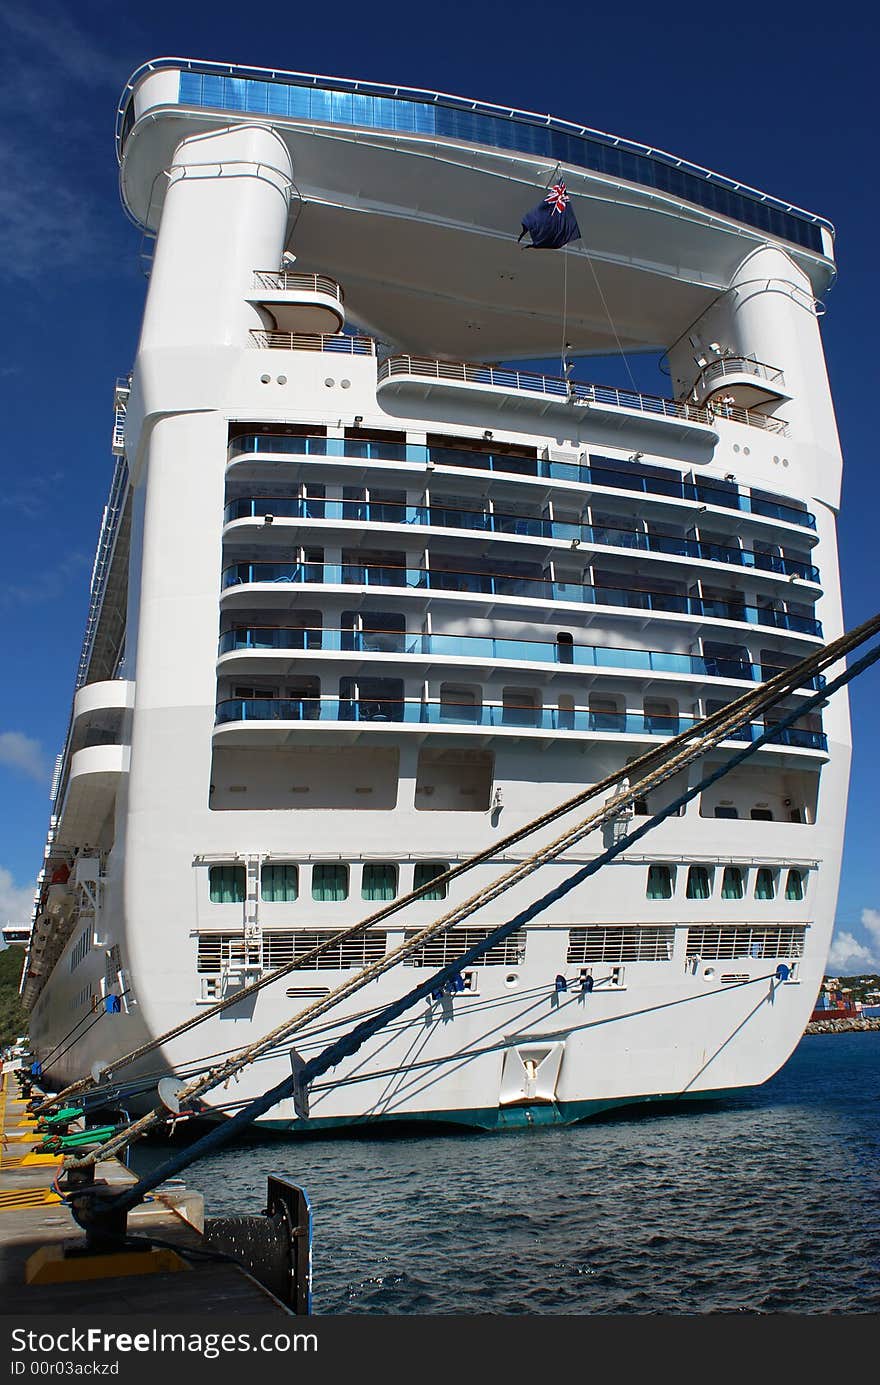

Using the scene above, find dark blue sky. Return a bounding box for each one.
[0,0,877,966]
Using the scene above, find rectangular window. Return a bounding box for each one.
[785,869,805,901]
[646,865,673,900]
[686,866,712,900]
[567,926,675,963]
[362,863,398,901]
[261,863,299,902]
[414,861,449,900]
[403,927,524,967]
[686,926,807,960]
[311,863,349,902]
[721,866,745,900]
[754,868,776,901]
[209,865,245,904]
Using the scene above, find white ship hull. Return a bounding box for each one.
[23,61,850,1133]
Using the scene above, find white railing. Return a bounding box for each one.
[250,330,375,354]
[696,357,786,391]
[253,271,344,301]
[377,354,789,436]
[377,354,714,425]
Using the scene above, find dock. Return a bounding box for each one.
[0,1071,293,1313]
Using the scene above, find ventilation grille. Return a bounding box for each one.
[567,926,675,964]
[197,930,387,973]
[403,928,525,967]
[686,925,806,960]
[720,974,750,985]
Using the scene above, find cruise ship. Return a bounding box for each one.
[21,58,849,1131]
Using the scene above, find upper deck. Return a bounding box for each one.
[118,58,836,363]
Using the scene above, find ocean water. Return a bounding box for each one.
[148,1034,880,1314]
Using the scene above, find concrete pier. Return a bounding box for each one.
[0,1071,291,1313]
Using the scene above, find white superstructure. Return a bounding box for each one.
[22,59,849,1130]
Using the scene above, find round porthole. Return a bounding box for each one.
[259,373,271,384]
[505,973,519,988]
[324,377,335,388]
[276,374,287,385]
[340,378,351,389]
[703,966,716,981]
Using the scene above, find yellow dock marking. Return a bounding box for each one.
[0,1187,62,1212]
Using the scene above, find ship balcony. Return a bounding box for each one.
[220,562,824,641]
[376,355,787,442]
[212,695,827,754]
[217,625,827,697]
[226,434,818,538]
[54,743,130,848]
[71,678,134,744]
[691,357,790,411]
[249,330,375,355]
[247,271,345,334]
[223,497,821,586]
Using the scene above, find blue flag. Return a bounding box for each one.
[519,181,581,249]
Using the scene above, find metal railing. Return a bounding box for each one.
[220,562,824,636]
[226,432,817,530]
[253,271,344,300]
[377,354,714,424]
[223,496,820,581]
[213,696,826,750]
[378,354,789,436]
[695,356,785,392]
[249,331,375,353]
[217,625,826,689]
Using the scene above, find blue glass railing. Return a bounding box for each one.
[213,697,826,750]
[223,496,820,581]
[217,626,826,690]
[220,563,823,636]
[164,68,828,254]
[227,435,818,532]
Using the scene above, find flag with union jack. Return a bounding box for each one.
[518,181,581,249]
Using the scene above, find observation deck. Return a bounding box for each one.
[117,58,835,363]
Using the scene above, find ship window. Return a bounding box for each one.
[261,863,299,902]
[785,868,805,901]
[647,865,673,900]
[502,687,540,726]
[721,866,745,900]
[209,865,246,904]
[686,865,712,900]
[440,684,481,722]
[362,863,398,901]
[589,694,622,731]
[751,807,773,820]
[754,868,776,901]
[312,863,349,902]
[414,862,449,900]
[714,805,739,819]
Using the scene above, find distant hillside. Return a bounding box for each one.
[0,947,28,1046]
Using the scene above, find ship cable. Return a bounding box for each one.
[68,636,880,1203]
[35,611,876,1118]
[64,627,880,1172]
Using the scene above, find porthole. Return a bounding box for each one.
[743,446,751,456]
[276,374,287,385]
[505,973,519,988]
[259,373,271,384]
[341,378,351,389]
[733,444,740,453]
[324,377,335,388]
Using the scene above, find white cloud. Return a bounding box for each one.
[0,731,50,784]
[0,865,36,926]
[827,909,880,972]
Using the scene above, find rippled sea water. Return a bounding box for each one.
[140,1034,880,1314]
